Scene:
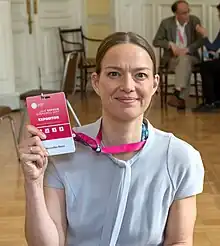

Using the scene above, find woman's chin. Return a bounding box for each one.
[111,109,143,121]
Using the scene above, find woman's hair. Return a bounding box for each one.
[217,3,220,11]
[95,32,156,75]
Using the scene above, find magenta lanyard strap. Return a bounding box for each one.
[72,123,148,154]
[73,132,98,151]
[95,127,146,154]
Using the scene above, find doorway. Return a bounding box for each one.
[11,0,84,94]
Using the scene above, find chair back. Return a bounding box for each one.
[200,46,204,62]
[60,51,80,97]
[58,27,85,62]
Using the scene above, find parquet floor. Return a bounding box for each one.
[0,92,220,246]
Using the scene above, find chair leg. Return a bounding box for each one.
[1,115,19,161]
[18,107,27,144]
[80,67,84,98]
[202,94,205,104]
[84,68,88,93]
[66,100,81,127]
[194,73,199,105]
[165,74,168,104]
[159,71,164,108]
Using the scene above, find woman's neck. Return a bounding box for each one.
[101,113,144,147]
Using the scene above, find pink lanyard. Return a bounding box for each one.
[178,29,184,44]
[72,123,148,154]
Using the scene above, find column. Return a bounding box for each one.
[0,0,19,109]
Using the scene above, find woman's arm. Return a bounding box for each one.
[204,31,220,52]
[196,24,220,51]
[45,187,67,245]
[163,196,197,246]
[25,180,67,246]
[19,125,67,246]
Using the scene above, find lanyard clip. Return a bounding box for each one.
[94,145,101,153]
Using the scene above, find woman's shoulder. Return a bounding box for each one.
[151,124,203,169]
[166,134,204,199]
[151,125,204,198]
[168,133,201,163]
[73,118,101,138]
[151,124,200,158]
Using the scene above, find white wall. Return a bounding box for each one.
[0,0,19,109]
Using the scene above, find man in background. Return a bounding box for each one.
[153,0,204,109]
[193,3,220,112]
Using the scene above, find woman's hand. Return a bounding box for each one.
[208,50,216,56]
[196,24,208,37]
[19,125,48,183]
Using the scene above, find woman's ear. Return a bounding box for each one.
[153,74,160,91]
[91,72,100,96]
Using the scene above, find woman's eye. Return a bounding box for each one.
[135,73,148,80]
[107,71,120,78]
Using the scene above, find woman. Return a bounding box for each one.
[19,32,204,246]
[193,5,220,112]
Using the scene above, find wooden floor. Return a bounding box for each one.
[1,92,220,246]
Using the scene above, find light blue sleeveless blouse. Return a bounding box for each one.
[44,119,204,246]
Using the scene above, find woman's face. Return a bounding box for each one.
[91,43,159,121]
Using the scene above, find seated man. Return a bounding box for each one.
[192,3,220,112]
[153,0,204,109]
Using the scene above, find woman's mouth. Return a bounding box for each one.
[116,97,138,103]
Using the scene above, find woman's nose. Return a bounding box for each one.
[121,74,135,92]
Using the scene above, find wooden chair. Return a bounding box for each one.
[0,106,19,160]
[158,48,203,108]
[18,51,81,143]
[58,26,102,94]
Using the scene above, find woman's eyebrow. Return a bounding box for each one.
[103,66,151,71]
[132,67,151,72]
[103,66,123,70]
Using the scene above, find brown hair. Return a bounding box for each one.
[171,0,189,13]
[217,3,220,10]
[95,32,157,75]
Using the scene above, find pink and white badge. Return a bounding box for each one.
[26,92,75,156]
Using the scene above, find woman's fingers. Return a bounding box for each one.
[26,125,47,140]
[19,124,48,165]
[18,125,49,181]
[19,135,48,156]
[20,153,45,168]
[29,146,46,159]
[29,136,47,154]
[19,145,45,160]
